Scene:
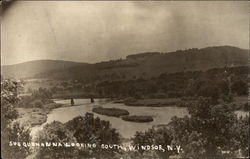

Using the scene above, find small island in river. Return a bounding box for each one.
[92,107,129,117]
[122,115,154,123]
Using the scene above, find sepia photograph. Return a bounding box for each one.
[1,1,249,159]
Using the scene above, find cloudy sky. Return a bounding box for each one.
[1,1,249,65]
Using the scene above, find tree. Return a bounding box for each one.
[229,116,249,156]
[231,80,248,96]
[132,131,154,154]
[1,80,19,128]
[132,127,175,159]
[197,85,220,102]
[18,87,54,108]
[1,79,31,159]
[3,122,31,159]
[169,97,248,158]
[61,81,68,88]
[32,87,53,103]
[216,80,230,95]
[32,100,43,108]
[132,97,249,158]
[65,113,121,159]
[35,121,78,159]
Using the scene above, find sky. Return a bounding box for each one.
[1,1,249,65]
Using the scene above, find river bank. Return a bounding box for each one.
[16,97,248,139]
[16,98,248,159]
[118,96,248,111]
[39,99,189,139]
[16,103,64,127]
[16,108,47,127]
[123,98,181,107]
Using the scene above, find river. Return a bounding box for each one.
[31,98,188,139]
[31,99,248,140]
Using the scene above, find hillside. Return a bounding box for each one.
[44,46,248,82]
[1,60,87,79]
[1,46,248,81]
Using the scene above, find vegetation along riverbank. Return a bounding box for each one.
[16,87,64,127]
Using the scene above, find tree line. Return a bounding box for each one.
[95,66,248,100]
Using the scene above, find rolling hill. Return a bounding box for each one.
[1,46,248,82]
[1,60,87,79]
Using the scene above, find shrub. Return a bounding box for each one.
[32,100,43,108]
[1,80,31,159]
[65,113,121,159]
[36,121,78,159]
[231,80,248,96]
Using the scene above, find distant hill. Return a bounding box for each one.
[1,46,248,81]
[1,60,87,79]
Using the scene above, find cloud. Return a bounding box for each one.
[1,1,249,65]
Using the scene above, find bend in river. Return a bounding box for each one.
[30,99,248,140]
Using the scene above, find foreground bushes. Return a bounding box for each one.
[36,113,121,159]
[132,97,249,158]
[1,80,31,159]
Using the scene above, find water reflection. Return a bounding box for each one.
[32,99,248,139]
[31,99,188,139]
